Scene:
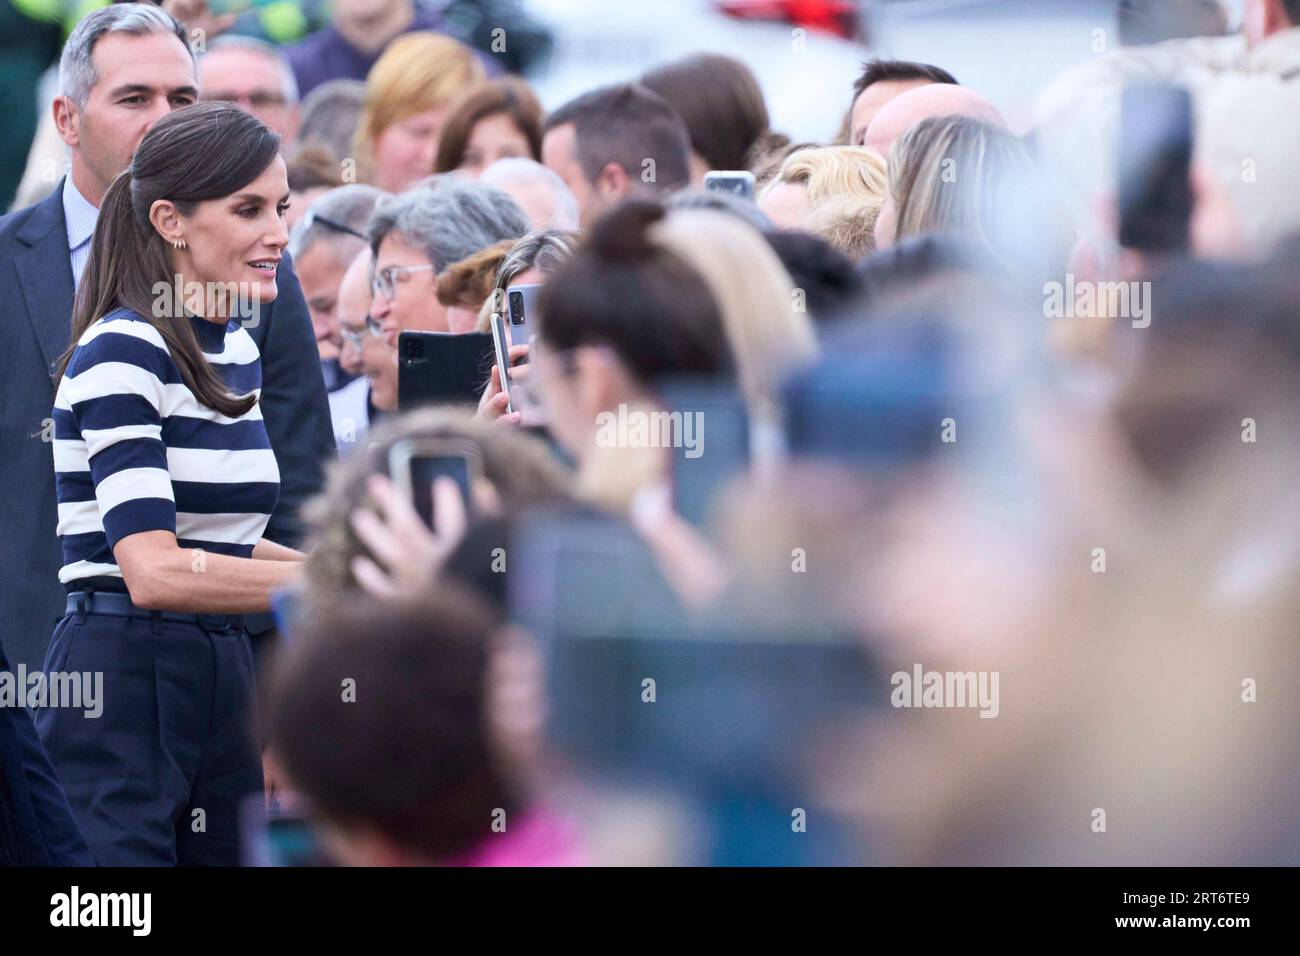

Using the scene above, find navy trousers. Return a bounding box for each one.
[35,609,263,866]
[0,639,93,866]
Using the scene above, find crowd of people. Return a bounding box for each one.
[2,0,1300,867]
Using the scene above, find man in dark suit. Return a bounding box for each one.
[0,4,334,671]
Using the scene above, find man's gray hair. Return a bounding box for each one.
[367,180,530,273]
[299,79,366,163]
[201,34,300,104]
[59,3,192,109]
[290,183,387,262]
[480,158,580,231]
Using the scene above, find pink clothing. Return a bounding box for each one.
[448,809,585,867]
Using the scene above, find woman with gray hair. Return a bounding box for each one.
[367,179,530,337]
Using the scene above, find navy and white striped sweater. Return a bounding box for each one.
[52,308,280,592]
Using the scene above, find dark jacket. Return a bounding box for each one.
[0,183,335,669]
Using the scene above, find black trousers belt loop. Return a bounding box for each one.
[65,590,244,633]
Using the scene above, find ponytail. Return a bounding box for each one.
[54,118,266,420]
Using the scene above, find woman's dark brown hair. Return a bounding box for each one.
[641,53,770,172]
[56,102,282,418]
[537,199,732,383]
[432,77,544,174]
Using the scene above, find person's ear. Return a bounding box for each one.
[53,96,80,149]
[149,199,186,249]
[594,161,631,200]
[571,345,624,418]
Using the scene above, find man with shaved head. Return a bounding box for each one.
[863,84,1006,157]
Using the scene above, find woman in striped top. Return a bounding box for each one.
[38,103,303,866]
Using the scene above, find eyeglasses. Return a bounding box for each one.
[340,314,385,351]
[372,263,436,301]
[301,209,367,241]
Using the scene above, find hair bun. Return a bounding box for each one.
[589,198,666,262]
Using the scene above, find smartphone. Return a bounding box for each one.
[659,378,751,532]
[397,331,495,409]
[388,436,482,528]
[508,509,881,850]
[506,283,543,353]
[704,170,756,201]
[489,311,515,415]
[1118,84,1193,253]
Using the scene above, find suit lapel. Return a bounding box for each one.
[15,184,77,385]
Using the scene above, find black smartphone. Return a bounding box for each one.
[506,283,543,353]
[397,331,495,409]
[388,437,481,528]
[508,510,880,803]
[703,170,756,200]
[1118,84,1193,253]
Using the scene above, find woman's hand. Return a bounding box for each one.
[629,482,731,609]
[477,343,531,426]
[348,473,468,599]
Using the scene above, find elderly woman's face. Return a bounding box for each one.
[370,234,449,337]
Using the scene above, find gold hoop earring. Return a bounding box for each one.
[172,238,186,250]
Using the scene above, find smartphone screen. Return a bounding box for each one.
[704,170,756,201]
[388,438,480,529]
[660,379,751,532]
[408,455,471,528]
[1118,84,1193,252]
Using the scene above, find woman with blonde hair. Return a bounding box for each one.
[874,115,1039,256]
[652,208,818,439]
[758,145,889,259]
[354,32,485,192]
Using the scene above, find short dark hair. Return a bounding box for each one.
[538,199,731,383]
[641,53,769,172]
[851,58,958,102]
[763,230,862,322]
[544,83,691,193]
[268,589,522,862]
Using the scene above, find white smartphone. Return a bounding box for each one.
[703,170,756,200]
[489,310,515,415]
